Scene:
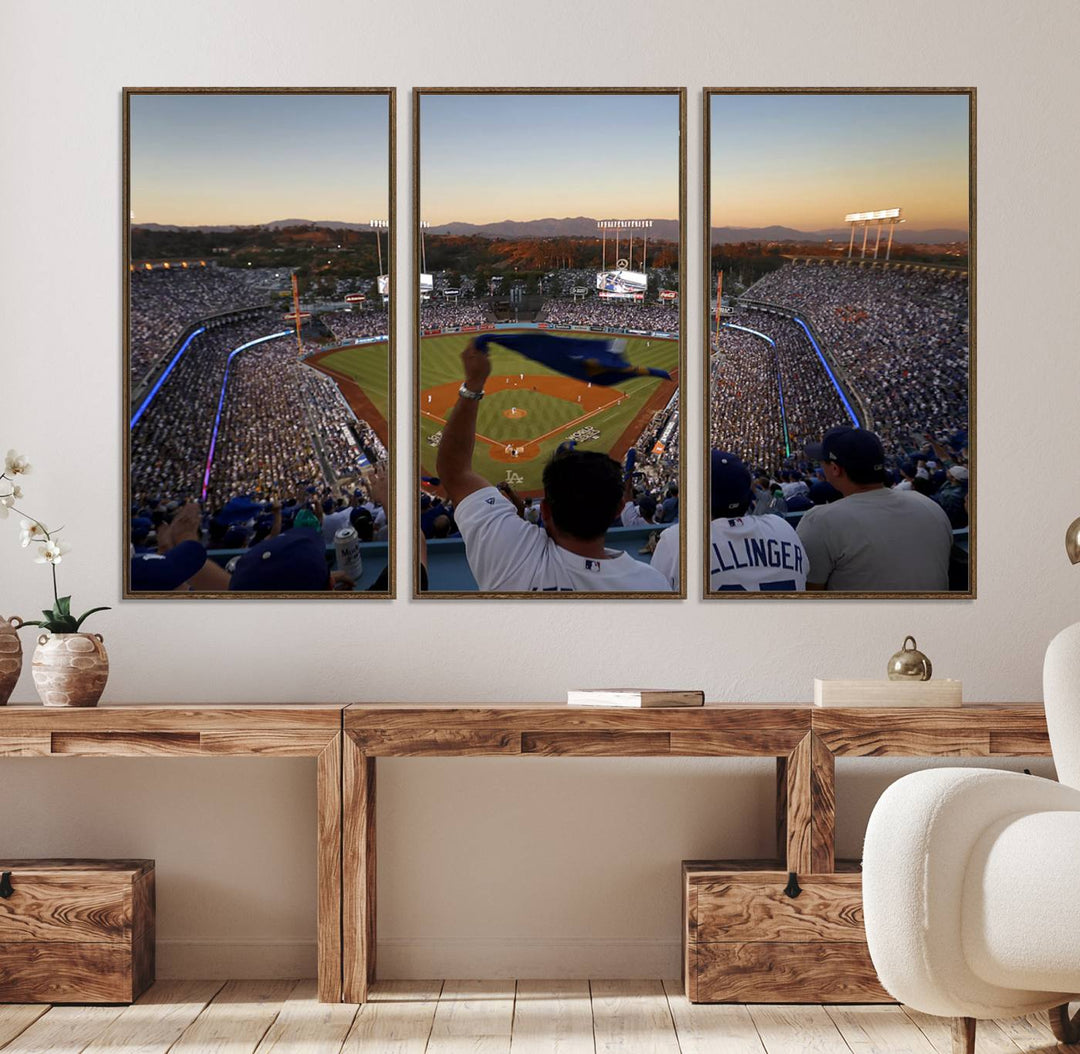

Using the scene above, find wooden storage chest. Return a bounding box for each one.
[0,859,154,1003]
[683,859,890,1004]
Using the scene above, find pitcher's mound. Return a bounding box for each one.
[503,407,528,419]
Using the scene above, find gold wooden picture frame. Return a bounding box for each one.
[703,87,975,599]
[413,87,687,599]
[123,87,396,599]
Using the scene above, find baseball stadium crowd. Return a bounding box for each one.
[629,392,680,493]
[710,307,852,469]
[129,266,288,381]
[540,299,679,333]
[743,262,969,456]
[130,310,390,592]
[420,302,491,329]
[695,262,970,593]
[321,308,390,342]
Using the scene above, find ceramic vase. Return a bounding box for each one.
[0,616,23,704]
[32,632,109,707]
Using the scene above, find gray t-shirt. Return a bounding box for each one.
[796,487,953,591]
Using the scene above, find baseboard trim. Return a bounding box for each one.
[158,938,317,979]
[375,937,682,979]
[157,936,681,980]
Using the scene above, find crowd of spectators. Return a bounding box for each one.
[129,265,289,382]
[320,309,390,343]
[710,308,851,471]
[706,280,970,583]
[540,298,679,333]
[130,311,390,585]
[630,392,680,493]
[419,302,491,330]
[743,262,969,457]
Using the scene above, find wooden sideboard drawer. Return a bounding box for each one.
[0,859,154,1003]
[683,859,890,1004]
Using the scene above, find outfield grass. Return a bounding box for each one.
[316,342,391,422]
[420,330,678,492]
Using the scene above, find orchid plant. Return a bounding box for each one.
[1,449,110,634]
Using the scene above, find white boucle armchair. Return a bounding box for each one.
[862,622,1080,1053]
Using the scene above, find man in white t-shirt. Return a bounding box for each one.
[437,340,672,592]
[797,427,953,591]
[321,497,353,545]
[651,450,807,592]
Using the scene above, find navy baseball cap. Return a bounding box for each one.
[130,539,207,591]
[131,516,154,543]
[806,427,886,482]
[229,528,330,591]
[710,450,752,517]
[808,480,842,505]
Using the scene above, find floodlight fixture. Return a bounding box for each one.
[845,207,904,261]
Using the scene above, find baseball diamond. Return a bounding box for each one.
[419,330,679,494]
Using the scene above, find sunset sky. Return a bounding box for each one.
[129,93,389,226]
[421,93,680,224]
[709,92,970,232]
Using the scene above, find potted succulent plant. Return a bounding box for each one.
[1,449,111,707]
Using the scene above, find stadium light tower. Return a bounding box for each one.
[597,219,653,272]
[845,208,903,261]
[419,220,430,273]
[369,220,388,277]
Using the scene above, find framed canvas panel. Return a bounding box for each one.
[703,88,975,598]
[123,87,395,598]
[414,88,686,598]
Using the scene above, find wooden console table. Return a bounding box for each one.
[0,701,1053,1005]
[341,702,1050,1004]
[0,704,346,1002]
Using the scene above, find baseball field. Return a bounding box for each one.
[420,330,679,494]
[307,341,391,446]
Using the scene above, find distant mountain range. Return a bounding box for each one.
[133,216,683,240]
[133,218,374,233]
[424,216,682,240]
[132,216,967,246]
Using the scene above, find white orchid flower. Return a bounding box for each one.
[35,539,70,565]
[4,450,32,476]
[19,519,48,547]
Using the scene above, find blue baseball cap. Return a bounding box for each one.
[229,529,330,591]
[130,540,207,591]
[711,450,752,517]
[808,480,843,505]
[131,516,154,543]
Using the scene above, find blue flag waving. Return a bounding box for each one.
[473,332,671,387]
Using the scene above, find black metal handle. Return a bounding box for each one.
[783,871,802,898]
[0,872,12,899]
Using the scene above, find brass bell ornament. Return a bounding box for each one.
[888,636,933,681]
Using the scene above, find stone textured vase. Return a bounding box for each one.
[0,616,23,704]
[32,632,109,707]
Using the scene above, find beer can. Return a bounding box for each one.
[334,525,363,581]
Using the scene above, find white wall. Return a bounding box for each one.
[1,0,1077,979]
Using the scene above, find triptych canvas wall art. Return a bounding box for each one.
[122,87,972,601]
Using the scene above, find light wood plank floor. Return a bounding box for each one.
[0,980,1068,1053]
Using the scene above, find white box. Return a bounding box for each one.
[813,678,963,708]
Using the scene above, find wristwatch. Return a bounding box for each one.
[458,383,484,401]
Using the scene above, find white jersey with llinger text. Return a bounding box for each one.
[709,514,807,591]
